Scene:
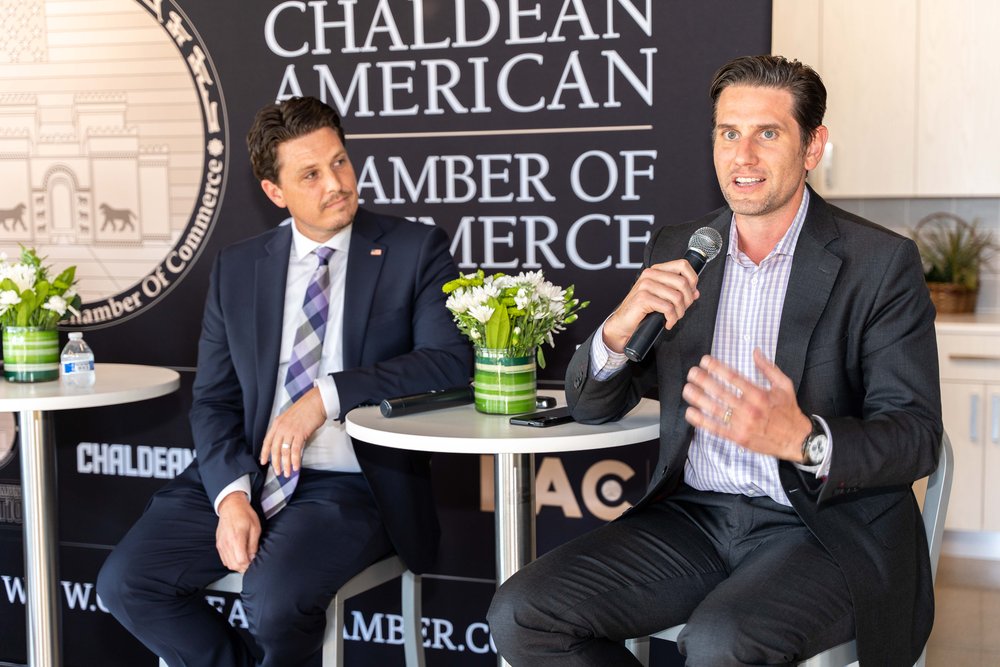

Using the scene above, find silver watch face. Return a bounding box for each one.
[805,433,828,465]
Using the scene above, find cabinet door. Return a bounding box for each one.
[819,0,917,197]
[981,386,1000,531]
[773,0,917,197]
[918,1,1000,195]
[941,381,984,531]
[771,0,820,67]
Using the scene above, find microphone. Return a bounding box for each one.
[623,226,724,363]
[379,386,474,417]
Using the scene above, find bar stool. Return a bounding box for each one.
[157,554,425,667]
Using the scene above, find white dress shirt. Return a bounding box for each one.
[214,220,360,512]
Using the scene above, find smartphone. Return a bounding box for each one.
[509,406,574,427]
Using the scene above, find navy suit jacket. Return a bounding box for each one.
[187,208,472,572]
[567,189,942,666]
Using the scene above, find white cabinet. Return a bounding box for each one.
[917,0,1000,195]
[772,0,1000,197]
[936,317,1000,532]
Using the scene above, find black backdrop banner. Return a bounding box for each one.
[0,1,770,665]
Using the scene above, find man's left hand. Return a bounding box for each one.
[682,349,812,462]
[260,387,328,476]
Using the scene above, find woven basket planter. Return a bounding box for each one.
[927,282,978,314]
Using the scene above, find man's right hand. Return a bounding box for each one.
[216,491,261,573]
[603,259,701,353]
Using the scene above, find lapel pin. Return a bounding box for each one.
[370,248,383,256]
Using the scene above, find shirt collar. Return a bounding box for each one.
[289,220,352,261]
[727,187,811,263]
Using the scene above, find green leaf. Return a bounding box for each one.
[16,290,35,327]
[35,280,51,303]
[53,266,75,289]
[484,297,510,349]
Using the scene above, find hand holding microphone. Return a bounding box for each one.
[622,227,724,362]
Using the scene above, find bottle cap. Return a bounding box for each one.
[69,332,82,340]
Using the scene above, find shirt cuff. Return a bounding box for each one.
[314,375,341,420]
[214,475,251,515]
[793,414,833,479]
[590,320,629,381]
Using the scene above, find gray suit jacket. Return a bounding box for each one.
[566,189,942,665]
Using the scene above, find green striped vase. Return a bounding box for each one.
[473,347,536,414]
[3,326,60,382]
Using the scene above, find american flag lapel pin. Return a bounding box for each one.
[370,248,383,256]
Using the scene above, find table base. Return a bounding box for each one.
[494,452,535,667]
[19,409,61,667]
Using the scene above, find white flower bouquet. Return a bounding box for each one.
[442,269,587,368]
[0,247,81,328]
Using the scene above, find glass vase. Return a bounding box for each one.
[473,347,537,415]
[2,326,60,382]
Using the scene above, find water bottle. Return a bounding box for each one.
[60,332,96,387]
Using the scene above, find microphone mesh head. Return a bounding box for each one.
[688,227,724,262]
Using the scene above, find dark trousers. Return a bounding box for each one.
[97,466,393,667]
[487,485,854,667]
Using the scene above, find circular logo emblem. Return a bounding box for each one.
[0,0,228,328]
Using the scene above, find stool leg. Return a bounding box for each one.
[625,636,650,666]
[402,571,425,667]
[323,592,345,667]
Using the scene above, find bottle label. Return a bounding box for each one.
[63,360,94,373]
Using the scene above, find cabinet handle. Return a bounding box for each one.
[992,394,999,444]
[822,141,834,190]
[971,394,980,443]
[949,354,1000,363]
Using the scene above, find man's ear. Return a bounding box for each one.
[260,179,287,208]
[804,125,828,171]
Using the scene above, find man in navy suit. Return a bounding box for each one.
[489,55,941,666]
[98,97,471,666]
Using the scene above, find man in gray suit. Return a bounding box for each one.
[488,55,941,666]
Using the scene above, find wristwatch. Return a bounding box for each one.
[800,416,828,466]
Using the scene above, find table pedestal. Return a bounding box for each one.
[494,452,536,585]
[343,395,660,667]
[494,452,535,667]
[19,409,61,667]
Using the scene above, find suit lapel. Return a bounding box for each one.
[775,193,842,391]
[342,210,387,369]
[662,211,732,451]
[253,226,292,441]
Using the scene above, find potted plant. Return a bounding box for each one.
[911,212,998,314]
[0,247,81,382]
[443,270,587,414]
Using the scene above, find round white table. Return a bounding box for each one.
[346,392,659,667]
[0,363,181,667]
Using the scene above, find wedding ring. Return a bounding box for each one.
[722,407,733,426]
[281,442,292,450]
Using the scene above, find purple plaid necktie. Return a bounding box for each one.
[261,246,335,519]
